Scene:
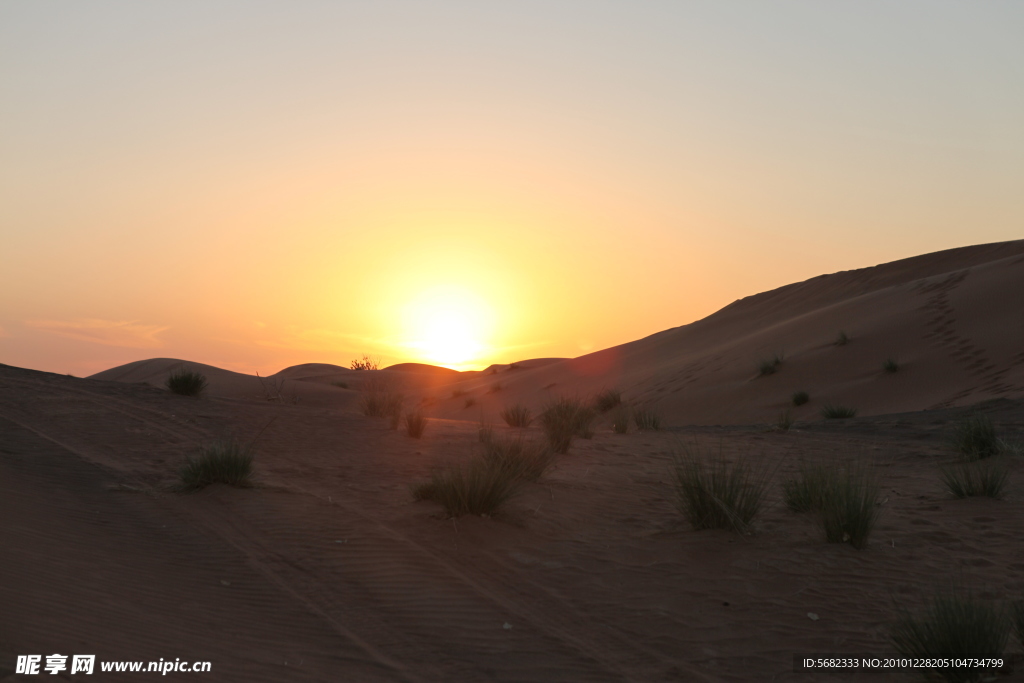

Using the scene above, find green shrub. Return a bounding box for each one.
[820,463,879,549]
[671,447,770,532]
[594,388,622,413]
[940,459,1009,499]
[481,435,555,482]
[633,407,661,431]
[166,369,207,397]
[541,396,596,453]
[412,457,522,517]
[500,403,532,428]
[404,410,427,438]
[821,404,857,419]
[178,440,254,491]
[950,415,1000,461]
[891,590,1009,682]
[791,391,809,406]
[757,353,784,377]
[883,357,900,373]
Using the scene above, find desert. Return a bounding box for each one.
[4,241,1024,681]
[4,4,1024,681]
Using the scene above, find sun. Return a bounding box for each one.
[403,286,493,368]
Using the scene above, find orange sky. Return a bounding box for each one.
[2,2,1022,376]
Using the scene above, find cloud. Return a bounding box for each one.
[26,318,168,349]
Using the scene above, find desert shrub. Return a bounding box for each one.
[359,377,404,419]
[883,357,900,373]
[1011,600,1024,648]
[821,404,857,419]
[540,396,596,453]
[404,410,427,438]
[950,415,1000,461]
[820,463,879,549]
[891,590,1009,682]
[507,362,521,370]
[940,459,1010,499]
[782,462,839,513]
[464,397,476,408]
[412,457,522,517]
[166,369,207,397]
[481,435,555,482]
[791,391,809,406]
[500,403,532,428]
[611,407,630,434]
[451,388,465,398]
[350,354,381,371]
[634,407,661,431]
[757,353,784,377]
[774,409,794,431]
[594,388,623,413]
[671,447,770,532]
[178,440,253,491]
[835,331,849,346]
[332,381,349,389]
[487,382,502,393]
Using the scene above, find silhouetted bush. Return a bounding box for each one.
[500,403,532,428]
[166,369,207,397]
[594,388,622,413]
[821,404,857,419]
[541,396,596,453]
[178,440,253,491]
[950,415,1000,461]
[757,353,784,376]
[350,354,380,371]
[671,446,770,533]
[891,590,1009,682]
[633,407,661,431]
[412,458,522,517]
[404,410,427,438]
[820,463,879,549]
[940,459,1009,499]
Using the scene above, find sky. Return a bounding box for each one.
[2,1,1022,376]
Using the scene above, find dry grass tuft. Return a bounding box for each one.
[500,403,532,428]
[166,369,207,397]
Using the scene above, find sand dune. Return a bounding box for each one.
[5,241,1024,681]
[418,240,1024,426]
[89,241,1024,428]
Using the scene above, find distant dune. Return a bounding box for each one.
[90,239,1024,425]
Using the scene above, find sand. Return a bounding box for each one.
[3,240,1024,681]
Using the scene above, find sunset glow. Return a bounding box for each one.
[402,286,493,369]
[1,3,1022,377]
